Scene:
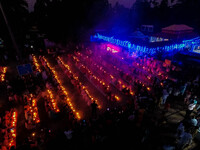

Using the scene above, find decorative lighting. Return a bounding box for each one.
[47,89,60,112]
[92,33,186,55]
[32,54,41,72]
[25,94,40,124]
[42,57,81,119]
[75,52,136,95]
[4,110,17,149]
[71,56,120,101]
[58,56,101,107]
[0,67,7,82]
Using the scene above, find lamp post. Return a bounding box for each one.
[0,2,20,60]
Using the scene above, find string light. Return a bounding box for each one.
[92,33,186,55]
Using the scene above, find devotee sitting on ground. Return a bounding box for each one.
[176,129,192,150]
[189,115,198,127]
[185,100,197,119]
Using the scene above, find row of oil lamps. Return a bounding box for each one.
[41,56,81,119]
[57,56,101,108]
[71,55,120,101]
[0,67,7,82]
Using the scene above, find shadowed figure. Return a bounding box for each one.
[91,101,98,119]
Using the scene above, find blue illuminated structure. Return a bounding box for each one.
[182,37,200,54]
[92,33,187,55]
[183,37,200,44]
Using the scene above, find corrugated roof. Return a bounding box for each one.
[153,32,198,40]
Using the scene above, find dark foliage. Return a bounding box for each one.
[1,0,200,47]
[33,0,110,43]
[0,0,29,48]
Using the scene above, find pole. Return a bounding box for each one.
[0,2,20,60]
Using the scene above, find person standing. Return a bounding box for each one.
[42,70,48,81]
[176,122,185,139]
[162,88,169,105]
[180,83,187,96]
[91,101,98,119]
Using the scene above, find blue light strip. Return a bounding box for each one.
[183,37,200,45]
[92,33,186,55]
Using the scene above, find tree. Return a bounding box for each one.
[0,0,28,53]
[130,0,152,31]
[33,0,110,43]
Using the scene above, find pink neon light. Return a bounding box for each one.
[107,44,120,53]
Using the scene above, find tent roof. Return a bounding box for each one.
[129,31,147,38]
[162,24,193,31]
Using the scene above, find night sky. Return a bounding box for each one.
[108,0,136,8]
[26,0,137,12]
[26,0,36,12]
[26,0,176,12]
[26,0,173,12]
